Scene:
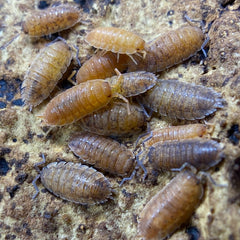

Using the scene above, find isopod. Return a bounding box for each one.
[80,100,147,137]
[85,27,146,62]
[76,52,128,84]
[138,170,203,240]
[22,4,81,37]
[107,70,157,97]
[141,79,225,120]
[68,132,135,176]
[148,138,224,171]
[139,124,208,148]
[33,160,113,205]
[40,80,113,126]
[21,40,72,109]
[127,26,206,73]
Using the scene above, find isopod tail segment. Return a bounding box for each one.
[171,162,228,188]
[32,153,46,199]
[184,13,209,58]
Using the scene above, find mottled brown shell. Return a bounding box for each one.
[127,26,205,73]
[21,41,72,108]
[149,138,224,171]
[142,124,207,148]
[69,132,135,176]
[22,4,80,37]
[40,161,113,205]
[76,52,128,84]
[108,71,157,97]
[85,27,145,54]
[138,171,203,240]
[80,100,147,136]
[141,80,225,120]
[41,80,112,126]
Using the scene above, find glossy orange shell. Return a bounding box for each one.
[41,80,112,126]
[85,27,145,54]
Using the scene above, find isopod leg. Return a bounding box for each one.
[136,153,148,181]
[34,153,46,173]
[134,125,152,149]
[73,45,81,66]
[32,174,41,199]
[171,162,197,174]
[67,70,77,85]
[0,33,21,50]
[46,36,68,46]
[119,169,136,186]
[127,54,137,65]
[113,93,130,115]
[198,171,228,188]
[201,35,210,58]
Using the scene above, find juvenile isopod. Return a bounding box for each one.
[138,124,208,148]
[80,100,147,137]
[76,52,128,84]
[21,40,72,109]
[0,4,86,50]
[22,4,82,37]
[141,79,225,120]
[39,79,113,126]
[127,26,206,73]
[33,159,113,205]
[138,170,203,240]
[68,132,135,176]
[85,27,146,63]
[107,70,157,97]
[148,138,224,171]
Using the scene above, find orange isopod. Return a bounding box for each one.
[22,4,81,37]
[139,124,208,148]
[76,52,129,84]
[127,26,206,73]
[80,100,147,137]
[138,170,203,240]
[40,80,112,126]
[37,161,113,204]
[21,41,72,109]
[69,132,135,176]
[85,27,146,62]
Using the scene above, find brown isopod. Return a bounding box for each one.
[80,100,147,137]
[141,79,225,120]
[22,4,82,37]
[39,79,113,126]
[32,156,113,205]
[148,138,224,171]
[85,27,146,63]
[21,40,72,110]
[68,132,135,176]
[127,26,206,73]
[107,69,157,97]
[138,124,208,148]
[0,4,86,50]
[138,170,203,240]
[76,52,129,84]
